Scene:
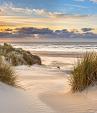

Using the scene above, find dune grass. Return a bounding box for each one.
[0,56,16,86]
[70,52,97,92]
[0,43,41,66]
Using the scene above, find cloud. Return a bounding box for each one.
[0,9,5,16]
[74,0,86,2]
[0,2,97,30]
[0,9,2,15]
[0,27,54,37]
[75,0,97,3]
[15,27,53,35]
[81,28,93,32]
[0,3,50,17]
[0,27,97,41]
[89,0,97,3]
[0,3,34,16]
[0,2,90,19]
[64,3,88,9]
[0,14,97,31]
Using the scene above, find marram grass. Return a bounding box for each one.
[0,56,16,86]
[70,52,97,92]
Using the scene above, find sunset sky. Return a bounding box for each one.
[0,0,97,32]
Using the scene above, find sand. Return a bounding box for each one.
[0,57,97,113]
[40,87,97,113]
[0,82,35,113]
[15,65,67,113]
[16,64,97,113]
[31,51,83,58]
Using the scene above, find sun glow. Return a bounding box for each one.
[0,15,96,32]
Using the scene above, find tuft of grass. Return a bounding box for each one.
[0,56,16,86]
[70,52,97,92]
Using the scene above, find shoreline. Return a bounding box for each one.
[31,51,84,58]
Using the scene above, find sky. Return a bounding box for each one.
[0,0,97,31]
[0,0,97,42]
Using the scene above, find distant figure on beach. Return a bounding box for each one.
[57,66,60,70]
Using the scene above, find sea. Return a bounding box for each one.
[12,42,97,53]
[10,42,97,69]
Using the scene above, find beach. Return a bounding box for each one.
[16,56,97,113]
[0,42,97,113]
[0,0,97,112]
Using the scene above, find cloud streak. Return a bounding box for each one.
[64,3,88,9]
[90,0,97,3]
[75,0,97,3]
[0,2,90,19]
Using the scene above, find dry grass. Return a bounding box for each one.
[70,52,97,92]
[0,57,16,86]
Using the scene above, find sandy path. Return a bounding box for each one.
[15,65,97,113]
[15,65,68,113]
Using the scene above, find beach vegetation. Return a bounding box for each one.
[70,52,97,92]
[0,56,16,86]
[0,43,41,66]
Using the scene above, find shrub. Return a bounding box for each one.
[22,51,41,65]
[0,56,16,86]
[3,43,14,55]
[6,52,25,66]
[0,43,41,66]
[70,52,97,92]
[22,51,34,65]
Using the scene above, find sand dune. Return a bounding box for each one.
[0,64,97,113]
[16,65,97,113]
[16,65,69,113]
[40,88,97,113]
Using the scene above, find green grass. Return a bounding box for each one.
[0,56,16,86]
[70,52,97,92]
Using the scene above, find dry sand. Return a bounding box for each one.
[0,57,97,113]
[16,65,97,113]
[16,65,67,113]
